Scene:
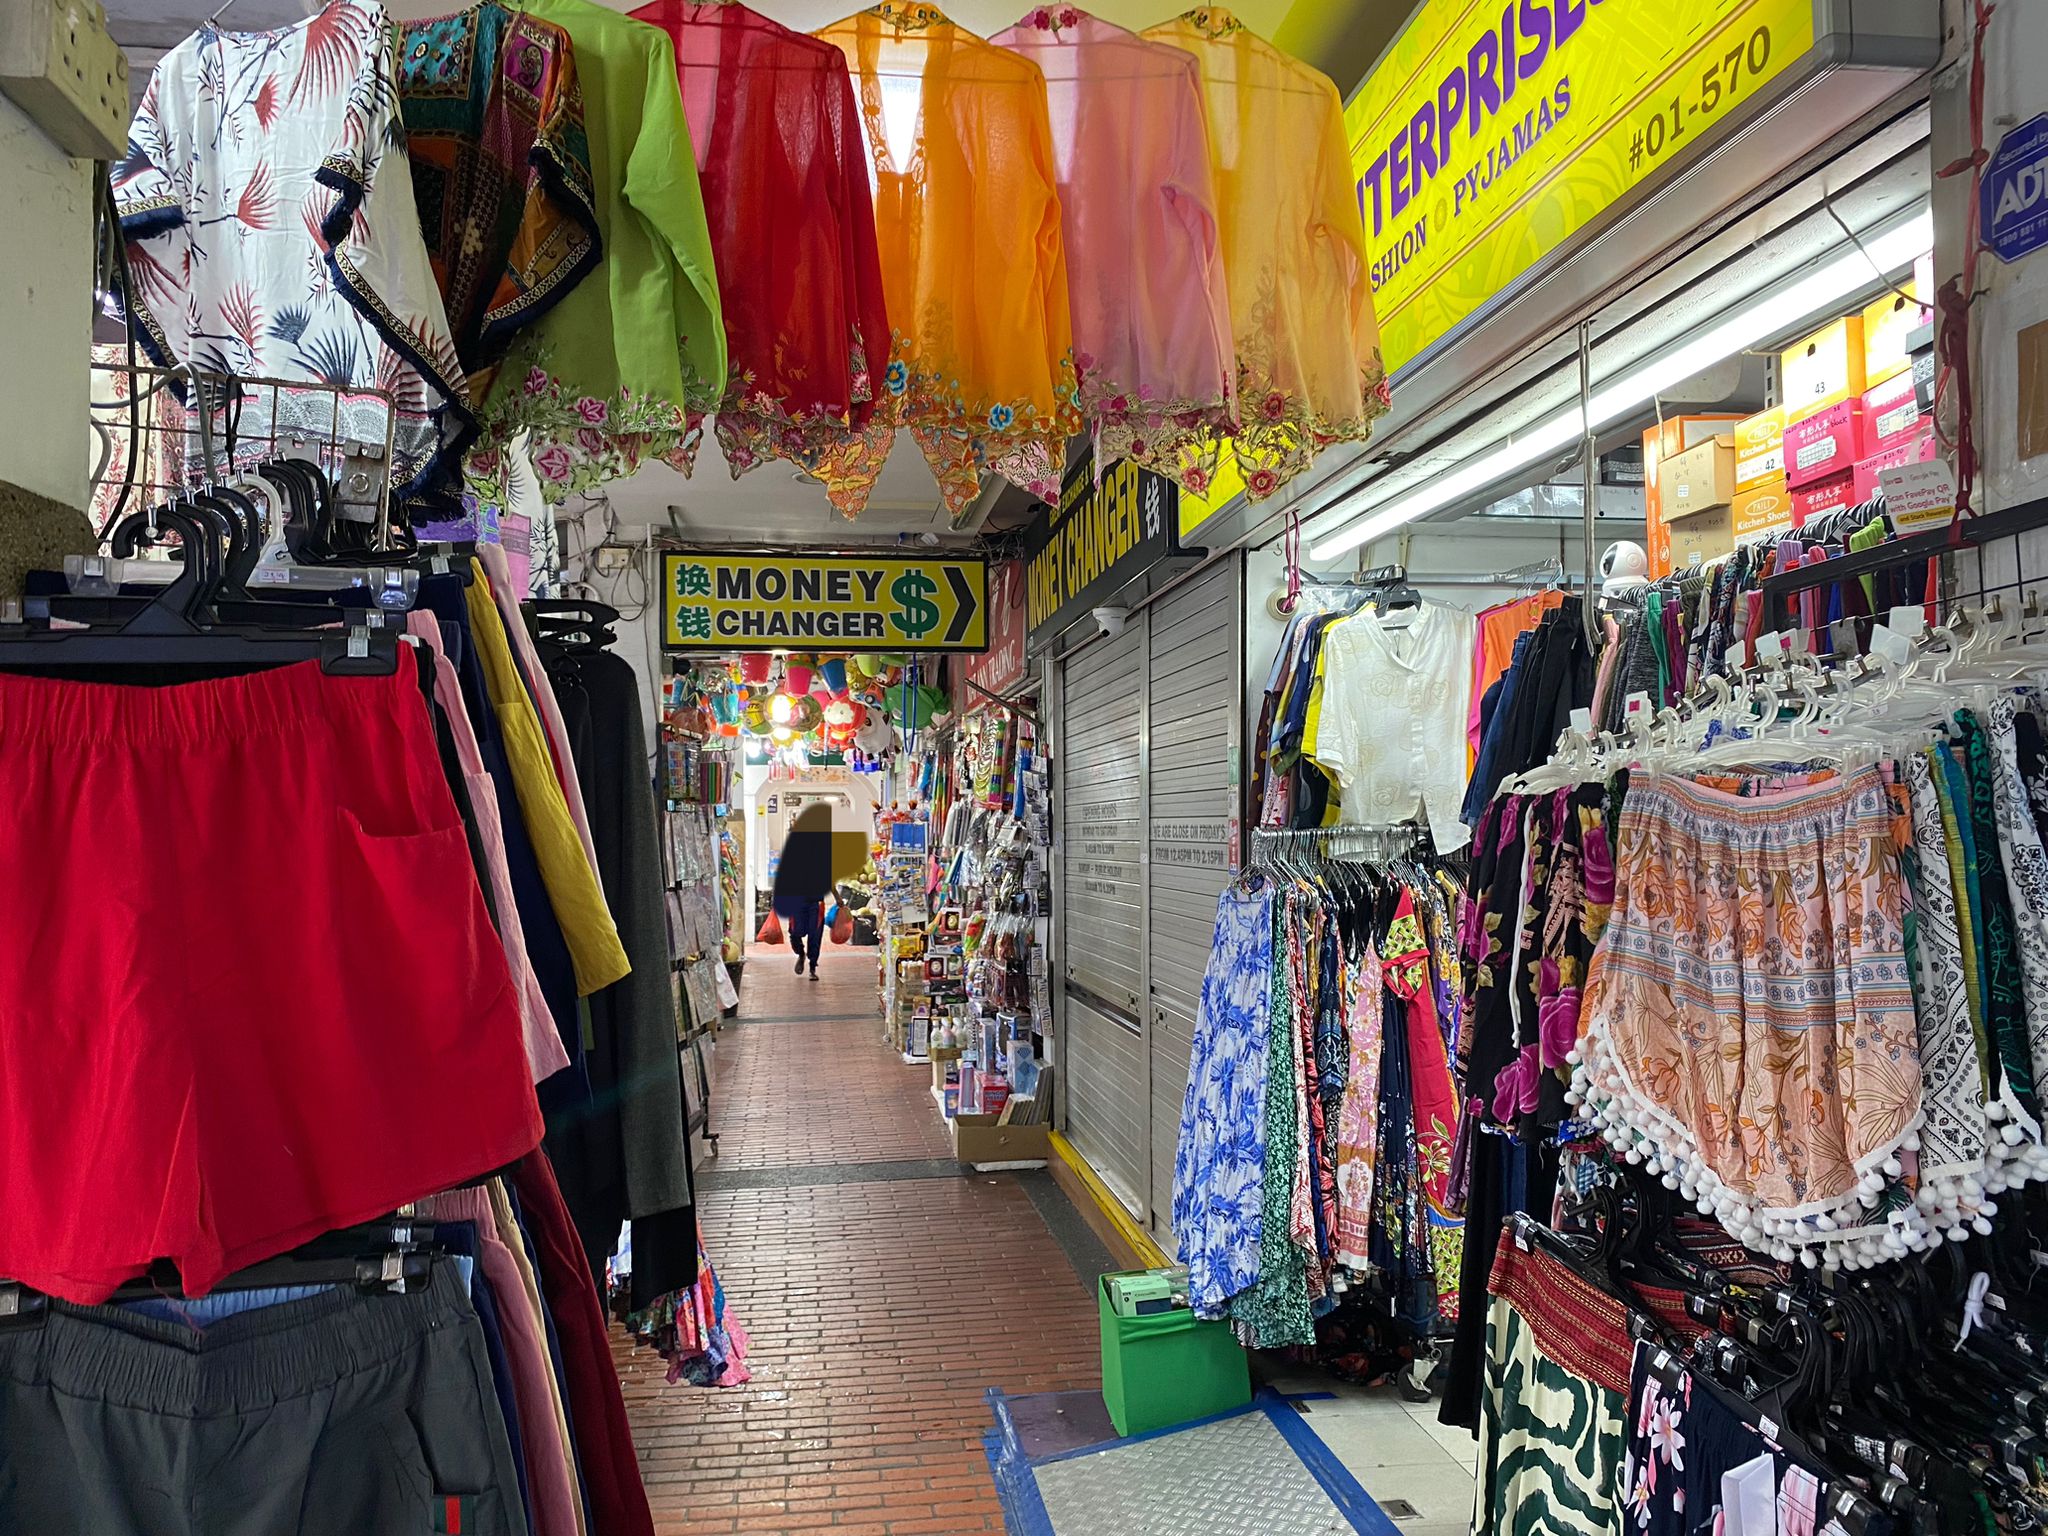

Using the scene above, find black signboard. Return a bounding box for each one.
[1023,454,1181,649]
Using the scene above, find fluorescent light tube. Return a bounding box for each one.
[1308,209,1933,563]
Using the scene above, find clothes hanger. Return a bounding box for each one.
[0,505,401,676]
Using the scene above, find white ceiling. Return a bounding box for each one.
[103,0,1420,543]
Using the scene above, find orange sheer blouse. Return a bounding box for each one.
[811,2,1078,522]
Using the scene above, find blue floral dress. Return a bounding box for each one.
[1172,882,1274,1318]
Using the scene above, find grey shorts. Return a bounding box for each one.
[0,1264,527,1536]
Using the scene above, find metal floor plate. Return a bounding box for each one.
[1031,1413,1358,1536]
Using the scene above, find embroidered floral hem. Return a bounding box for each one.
[476,352,695,503]
[804,342,1083,521]
[1227,357,1394,501]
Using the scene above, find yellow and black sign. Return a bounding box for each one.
[1025,454,1181,645]
[662,553,989,653]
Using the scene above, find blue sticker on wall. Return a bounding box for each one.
[1983,114,2048,264]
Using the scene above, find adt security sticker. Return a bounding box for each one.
[1983,114,2048,264]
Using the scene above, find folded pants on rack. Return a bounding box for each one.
[0,1264,527,1536]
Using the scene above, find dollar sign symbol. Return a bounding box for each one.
[891,571,941,639]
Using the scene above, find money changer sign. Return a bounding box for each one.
[662,553,989,653]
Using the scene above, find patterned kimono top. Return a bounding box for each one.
[116,0,473,501]
[398,2,601,401]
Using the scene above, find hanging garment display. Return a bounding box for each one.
[1140,6,1389,501]
[810,1,1080,521]
[115,0,474,501]
[533,597,700,1307]
[632,0,893,483]
[1312,600,1477,852]
[476,0,725,502]
[0,658,545,1305]
[990,7,1235,492]
[397,2,602,399]
[1174,836,1466,1351]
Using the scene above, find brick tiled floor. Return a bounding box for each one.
[620,948,1102,1535]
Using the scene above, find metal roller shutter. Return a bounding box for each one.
[1052,556,1245,1234]
[1144,561,1240,1248]
[1056,617,1147,1211]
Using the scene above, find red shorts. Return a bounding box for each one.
[0,658,543,1303]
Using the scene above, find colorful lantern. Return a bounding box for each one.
[738,652,773,684]
[820,657,848,695]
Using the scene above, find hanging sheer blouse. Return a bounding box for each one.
[397,3,601,403]
[630,1,891,482]
[811,2,1079,522]
[1141,7,1391,501]
[115,0,473,501]
[991,7,1234,494]
[475,0,726,504]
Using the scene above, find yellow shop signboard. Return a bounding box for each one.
[1348,0,1814,372]
[662,553,989,652]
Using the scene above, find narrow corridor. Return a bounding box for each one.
[618,948,1110,1536]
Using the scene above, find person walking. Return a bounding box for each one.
[773,803,834,978]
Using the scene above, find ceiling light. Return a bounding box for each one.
[769,693,795,726]
[1308,209,1934,563]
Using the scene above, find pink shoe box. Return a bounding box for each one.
[1852,423,1937,503]
[1784,399,1870,488]
[1862,371,1923,454]
[1791,470,1857,528]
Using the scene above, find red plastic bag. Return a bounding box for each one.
[830,904,854,945]
[755,910,784,945]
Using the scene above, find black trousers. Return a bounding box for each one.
[787,901,824,965]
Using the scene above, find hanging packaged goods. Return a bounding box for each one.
[662,552,988,652]
[1349,0,1814,373]
[1026,453,1183,648]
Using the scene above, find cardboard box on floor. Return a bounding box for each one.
[1643,415,1743,577]
[953,1113,1051,1165]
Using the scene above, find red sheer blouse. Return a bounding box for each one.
[631,0,891,481]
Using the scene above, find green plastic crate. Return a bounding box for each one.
[1097,1271,1251,1436]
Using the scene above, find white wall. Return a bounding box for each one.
[1,93,91,510]
[1935,0,2048,598]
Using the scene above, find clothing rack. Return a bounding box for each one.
[1759,495,2048,630]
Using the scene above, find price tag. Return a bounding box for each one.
[1784,627,1810,657]
[1880,458,1958,533]
[1625,692,1650,718]
[1724,641,1748,672]
[1569,707,1593,735]
[1653,1349,1671,1371]
[1759,1416,1779,1443]
[1888,604,1927,640]
[1758,631,1787,661]
[1870,624,1913,665]
[347,632,369,660]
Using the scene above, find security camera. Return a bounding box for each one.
[1093,606,1128,640]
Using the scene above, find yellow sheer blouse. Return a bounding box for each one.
[1143,7,1391,501]
[811,2,1079,522]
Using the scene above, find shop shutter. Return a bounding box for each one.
[1058,620,1145,1013]
[1143,559,1240,1248]
[1059,991,1148,1215]
[1056,617,1146,1212]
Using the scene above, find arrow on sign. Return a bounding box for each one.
[944,565,979,645]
